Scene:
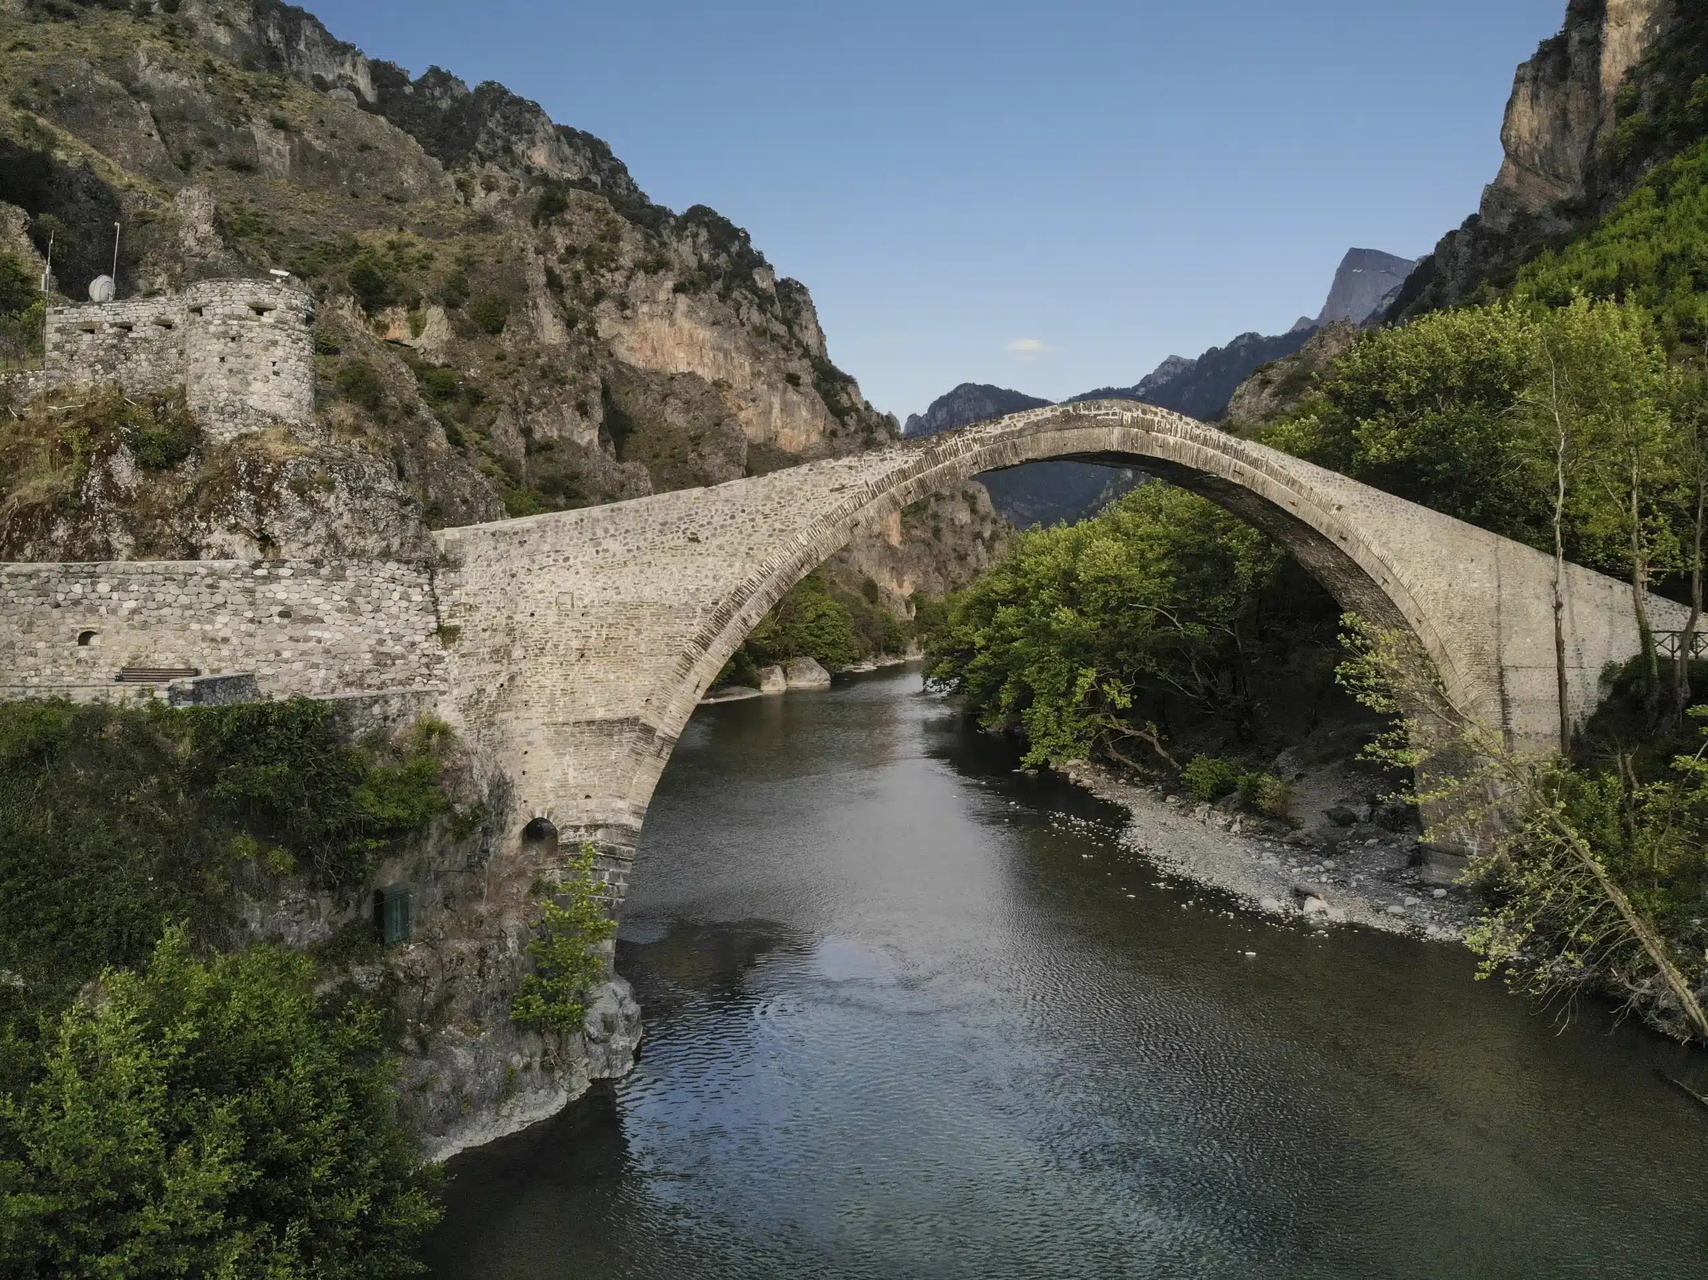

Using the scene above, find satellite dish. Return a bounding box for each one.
[88,275,115,304]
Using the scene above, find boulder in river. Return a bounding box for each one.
[784,656,832,690]
[759,665,788,696]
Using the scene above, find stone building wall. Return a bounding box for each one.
[40,279,316,441]
[0,557,443,701]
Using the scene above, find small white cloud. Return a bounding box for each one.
[1005,338,1051,362]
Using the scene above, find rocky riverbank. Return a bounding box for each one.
[1058,761,1475,942]
[701,651,918,704]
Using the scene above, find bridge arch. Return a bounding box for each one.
[650,402,1464,786]
[431,399,1670,886]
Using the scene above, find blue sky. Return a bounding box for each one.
[309,0,1567,419]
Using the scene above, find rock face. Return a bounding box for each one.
[784,656,832,689]
[1389,0,1674,318]
[828,481,1009,611]
[0,0,898,563]
[401,976,642,1163]
[1222,323,1360,434]
[1311,249,1416,327]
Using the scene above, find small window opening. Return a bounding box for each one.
[188,305,204,317]
[374,885,412,945]
[250,304,276,316]
[76,630,97,646]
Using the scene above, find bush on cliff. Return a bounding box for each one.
[0,928,441,1277]
[0,699,455,1015]
[1515,143,1708,353]
[511,843,618,1036]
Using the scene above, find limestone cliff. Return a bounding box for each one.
[1390,0,1677,318]
[0,0,897,562]
[1221,322,1359,434]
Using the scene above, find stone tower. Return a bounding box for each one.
[40,278,316,442]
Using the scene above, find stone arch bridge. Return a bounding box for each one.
[428,400,1677,892]
[0,401,1679,902]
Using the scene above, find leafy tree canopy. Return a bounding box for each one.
[925,484,1281,768]
[0,929,440,1278]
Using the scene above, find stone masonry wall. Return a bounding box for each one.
[0,558,443,700]
[41,279,316,441]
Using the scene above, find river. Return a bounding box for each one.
[423,666,1708,1279]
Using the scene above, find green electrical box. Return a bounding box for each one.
[376,885,412,945]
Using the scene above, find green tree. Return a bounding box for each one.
[1261,304,1547,544]
[1540,300,1677,697]
[745,572,860,670]
[0,929,441,1277]
[511,843,617,1036]
[1337,616,1708,1044]
[926,484,1281,767]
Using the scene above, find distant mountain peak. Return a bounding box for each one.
[1313,249,1417,327]
[903,383,1051,438]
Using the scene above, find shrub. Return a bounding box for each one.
[1237,771,1292,821]
[712,645,762,691]
[0,929,441,1276]
[532,182,570,227]
[0,252,35,317]
[1183,755,1245,804]
[346,258,399,314]
[510,843,616,1035]
[129,394,199,469]
[438,271,470,310]
[0,700,456,1010]
[746,572,860,670]
[468,293,509,336]
[335,357,385,412]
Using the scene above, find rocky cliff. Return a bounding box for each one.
[1389,0,1680,318]
[1311,248,1416,327]
[0,0,900,561]
[1221,322,1359,433]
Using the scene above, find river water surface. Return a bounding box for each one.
[424,667,1708,1278]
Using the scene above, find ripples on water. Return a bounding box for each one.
[425,668,1708,1279]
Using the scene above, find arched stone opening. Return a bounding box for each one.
[521,816,560,858]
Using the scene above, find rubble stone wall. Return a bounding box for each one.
[41,279,316,440]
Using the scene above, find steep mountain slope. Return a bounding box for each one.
[1221,322,1360,434]
[1389,0,1690,319]
[0,0,915,560]
[1311,248,1416,326]
[1071,329,1317,422]
[903,382,1122,528]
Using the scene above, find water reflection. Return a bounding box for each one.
[425,668,1708,1279]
